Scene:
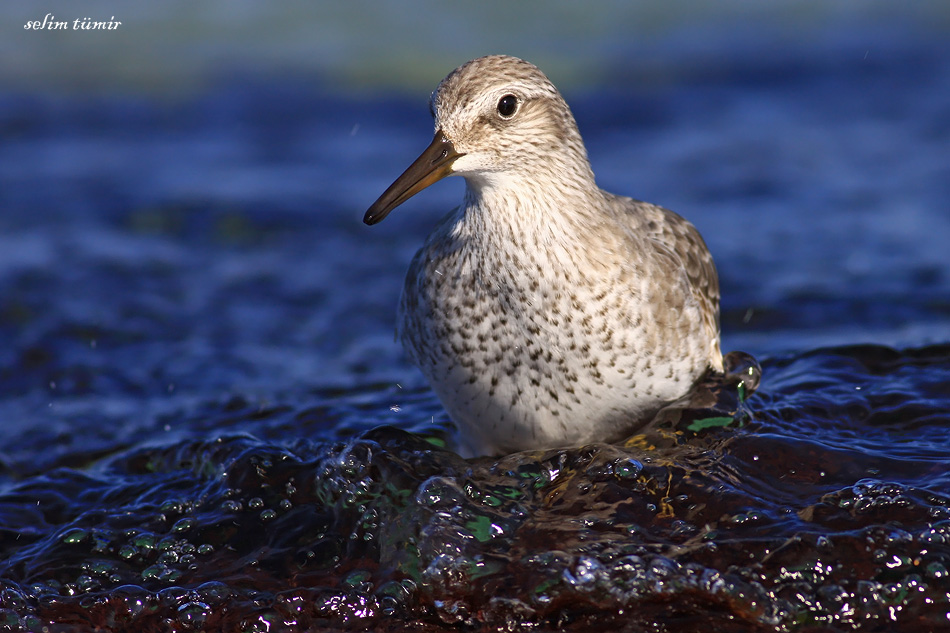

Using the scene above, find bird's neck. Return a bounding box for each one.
[458,162,602,243]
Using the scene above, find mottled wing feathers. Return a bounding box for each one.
[612,196,721,340]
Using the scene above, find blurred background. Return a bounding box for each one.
[0,0,948,454]
[3,1,949,92]
[2,4,950,630]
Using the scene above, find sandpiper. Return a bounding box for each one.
[365,55,723,457]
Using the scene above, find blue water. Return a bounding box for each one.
[0,19,949,633]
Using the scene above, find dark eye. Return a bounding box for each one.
[497,94,518,118]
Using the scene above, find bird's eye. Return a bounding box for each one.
[497,94,518,118]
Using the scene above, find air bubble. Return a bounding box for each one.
[177,601,210,629]
[614,459,643,479]
[61,528,89,544]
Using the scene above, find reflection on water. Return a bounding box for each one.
[0,17,949,633]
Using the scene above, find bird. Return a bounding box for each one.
[364,55,722,457]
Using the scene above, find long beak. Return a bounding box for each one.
[364,129,463,225]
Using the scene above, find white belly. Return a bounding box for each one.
[398,241,713,456]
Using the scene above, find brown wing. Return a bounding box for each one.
[610,195,721,342]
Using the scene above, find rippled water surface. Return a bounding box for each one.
[1,22,950,633]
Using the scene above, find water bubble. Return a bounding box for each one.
[195,581,231,604]
[160,500,184,515]
[82,560,116,577]
[433,598,469,624]
[0,588,28,610]
[817,584,851,609]
[177,601,210,629]
[648,556,680,581]
[158,586,189,606]
[221,500,243,512]
[61,528,89,544]
[670,520,697,539]
[248,497,265,510]
[884,528,913,545]
[75,575,99,592]
[141,565,163,581]
[344,570,373,593]
[614,458,643,479]
[132,533,157,550]
[375,579,412,609]
[563,556,603,589]
[158,550,179,565]
[172,518,195,533]
[416,476,463,508]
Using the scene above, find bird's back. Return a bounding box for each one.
[605,194,722,370]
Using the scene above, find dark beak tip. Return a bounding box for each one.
[362,130,457,228]
[363,202,391,225]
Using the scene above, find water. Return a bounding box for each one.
[1,18,950,633]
